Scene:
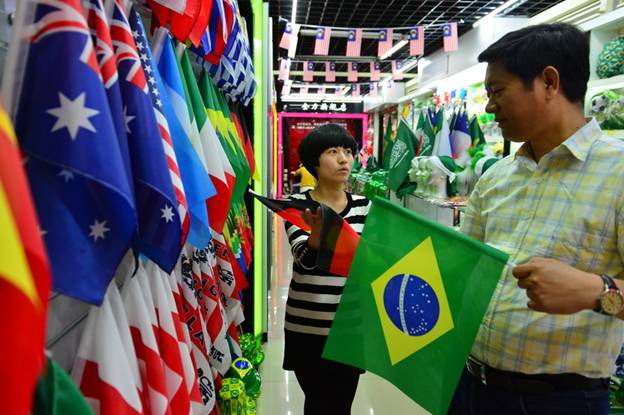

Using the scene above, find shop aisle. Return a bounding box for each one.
[257,217,429,415]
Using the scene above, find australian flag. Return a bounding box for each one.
[14,0,136,305]
[110,0,183,272]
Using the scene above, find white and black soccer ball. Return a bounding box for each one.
[591,94,609,115]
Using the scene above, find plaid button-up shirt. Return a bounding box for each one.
[461,119,624,378]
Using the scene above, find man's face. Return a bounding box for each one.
[484,62,547,143]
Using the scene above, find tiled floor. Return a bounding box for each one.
[256,218,429,415]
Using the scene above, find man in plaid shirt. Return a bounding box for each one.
[449,23,624,415]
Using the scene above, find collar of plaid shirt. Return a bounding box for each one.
[463,118,624,378]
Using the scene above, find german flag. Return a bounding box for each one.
[315,205,360,277]
[250,190,319,231]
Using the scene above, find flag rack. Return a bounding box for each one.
[278,16,465,33]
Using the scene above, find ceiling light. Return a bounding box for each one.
[473,0,520,28]
[379,39,408,60]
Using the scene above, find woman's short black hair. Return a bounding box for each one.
[298,124,358,178]
[478,23,589,104]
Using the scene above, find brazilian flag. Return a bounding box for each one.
[323,198,507,414]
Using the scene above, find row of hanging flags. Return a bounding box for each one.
[148,0,257,105]
[278,59,410,83]
[279,19,459,59]
[280,81,391,98]
[1,0,258,413]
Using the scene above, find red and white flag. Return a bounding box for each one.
[73,283,143,415]
[303,61,314,82]
[346,29,362,57]
[211,232,245,330]
[348,62,358,82]
[318,87,326,95]
[279,21,299,50]
[122,266,171,415]
[369,83,378,97]
[377,28,393,57]
[392,60,404,80]
[370,61,381,81]
[278,58,290,81]
[172,256,217,414]
[193,247,232,376]
[288,26,300,58]
[314,27,331,55]
[146,260,195,415]
[352,84,360,97]
[409,26,425,56]
[325,61,336,82]
[443,22,458,52]
[300,86,308,94]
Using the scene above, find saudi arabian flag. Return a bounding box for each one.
[387,119,417,192]
[415,111,435,156]
[323,198,508,414]
[381,121,394,170]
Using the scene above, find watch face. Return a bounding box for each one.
[601,290,624,315]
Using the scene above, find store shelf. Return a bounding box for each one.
[587,74,624,93]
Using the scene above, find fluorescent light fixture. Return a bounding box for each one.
[291,0,298,23]
[379,39,408,60]
[473,0,520,27]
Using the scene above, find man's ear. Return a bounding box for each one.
[540,66,560,100]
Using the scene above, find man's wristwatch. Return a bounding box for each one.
[594,274,624,316]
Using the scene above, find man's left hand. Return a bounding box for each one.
[512,257,603,314]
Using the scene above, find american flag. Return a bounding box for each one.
[314,27,331,55]
[370,61,381,81]
[443,22,458,52]
[410,26,425,56]
[130,6,190,246]
[348,61,358,82]
[377,28,393,57]
[303,61,314,81]
[346,29,362,57]
[352,84,360,97]
[392,60,404,80]
[278,58,290,80]
[325,61,336,82]
[287,24,300,58]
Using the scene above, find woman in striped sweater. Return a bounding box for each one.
[283,124,371,414]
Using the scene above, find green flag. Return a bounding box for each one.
[469,115,486,147]
[33,358,94,415]
[415,111,435,156]
[323,198,508,415]
[381,122,394,170]
[387,119,417,192]
[433,108,453,157]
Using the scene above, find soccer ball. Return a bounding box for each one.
[591,94,609,115]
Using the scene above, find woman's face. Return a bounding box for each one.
[316,146,354,183]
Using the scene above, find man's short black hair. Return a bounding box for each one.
[298,123,358,178]
[478,23,589,104]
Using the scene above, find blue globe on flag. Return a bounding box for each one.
[383,274,440,336]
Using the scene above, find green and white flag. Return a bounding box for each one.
[415,111,435,156]
[387,119,417,192]
[433,108,453,158]
[323,198,508,415]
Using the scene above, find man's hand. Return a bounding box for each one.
[302,207,323,249]
[512,257,603,314]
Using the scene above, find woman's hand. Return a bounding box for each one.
[302,207,323,249]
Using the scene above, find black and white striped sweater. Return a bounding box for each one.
[282,190,370,370]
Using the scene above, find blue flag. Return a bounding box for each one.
[110,2,182,272]
[15,0,136,305]
[153,29,216,248]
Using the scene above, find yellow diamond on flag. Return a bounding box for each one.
[371,237,454,365]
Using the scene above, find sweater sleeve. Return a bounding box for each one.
[284,220,318,270]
